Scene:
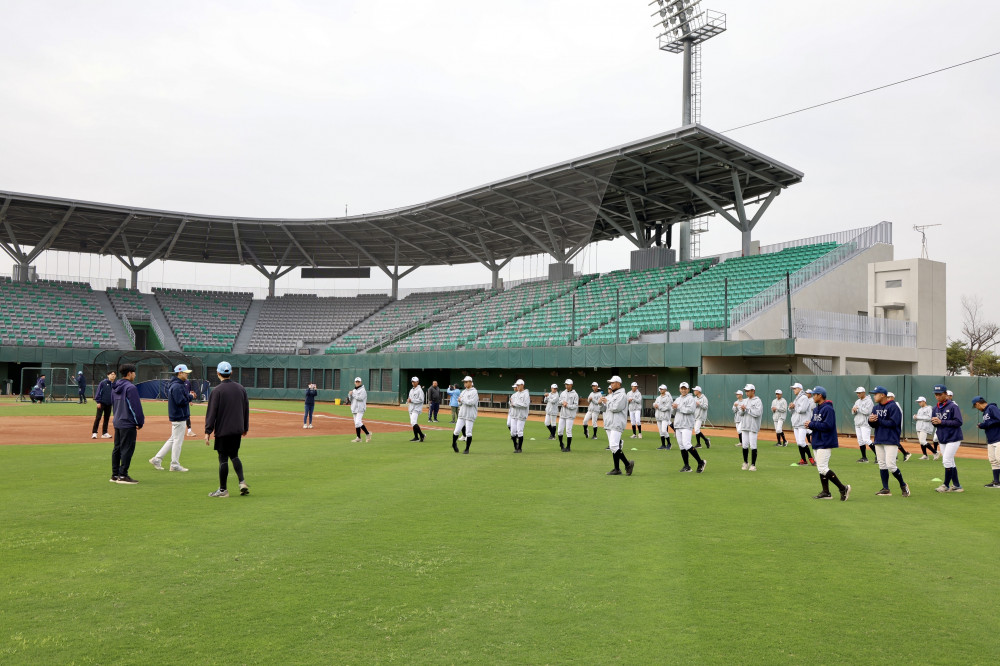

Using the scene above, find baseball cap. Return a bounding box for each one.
[173,364,191,373]
[77,370,83,375]
[735,389,743,395]
[410,376,419,382]
[658,384,667,390]
[744,383,755,391]
[551,383,558,389]
[591,381,599,386]
[813,386,828,398]
[791,382,803,390]
[216,361,232,375]
[693,385,702,392]
[933,384,947,393]
[514,379,524,385]
[354,376,363,383]
[871,386,889,396]
[608,375,622,383]
[631,381,639,387]
[916,396,926,403]
[463,375,473,382]
[855,386,866,393]
[679,381,690,389]
[887,392,895,399]
[565,379,573,385]
[973,395,986,405]
[805,389,813,395]
[947,390,954,397]
[775,389,782,394]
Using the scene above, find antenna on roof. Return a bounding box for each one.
[912,224,941,259]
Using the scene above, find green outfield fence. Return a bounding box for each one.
[1,341,993,443]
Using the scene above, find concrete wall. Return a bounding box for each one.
[868,258,946,374]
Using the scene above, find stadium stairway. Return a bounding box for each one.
[141,293,181,351]
[231,299,265,354]
[93,291,133,350]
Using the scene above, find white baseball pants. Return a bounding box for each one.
[454,418,475,437]
[657,420,670,437]
[585,410,600,428]
[794,426,808,446]
[741,430,758,450]
[874,444,899,473]
[693,419,703,435]
[676,428,693,451]
[855,425,872,445]
[557,416,574,437]
[813,448,832,475]
[629,409,641,426]
[409,411,420,426]
[544,413,557,427]
[511,418,525,438]
[607,429,623,452]
[774,418,784,434]
[917,431,928,446]
[353,412,365,428]
[940,441,961,469]
[154,421,187,467]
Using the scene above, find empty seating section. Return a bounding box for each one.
[248,293,390,354]
[334,288,485,352]
[478,260,714,348]
[386,279,581,351]
[154,288,252,353]
[582,242,840,344]
[0,279,116,348]
[106,288,150,320]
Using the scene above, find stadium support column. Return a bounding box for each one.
[243,244,299,297]
[682,39,693,125]
[679,221,691,262]
[480,257,513,291]
[113,227,173,290]
[1,201,73,282]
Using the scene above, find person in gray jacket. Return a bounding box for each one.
[673,382,706,473]
[913,396,938,459]
[543,384,560,440]
[406,377,426,442]
[732,389,745,447]
[509,379,530,453]
[654,384,674,450]
[599,376,634,476]
[452,376,479,454]
[693,386,711,449]
[583,382,602,440]
[852,387,875,462]
[771,389,788,446]
[348,377,371,443]
[557,379,579,452]
[790,383,815,466]
[739,384,764,471]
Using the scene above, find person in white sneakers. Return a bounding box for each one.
[452,376,479,454]
[557,379,579,452]
[303,383,317,429]
[583,382,602,440]
[543,384,560,440]
[406,377,426,442]
[790,383,815,466]
[348,377,371,442]
[600,376,634,476]
[673,382,706,473]
[693,386,710,449]
[732,389,745,446]
[913,396,937,459]
[149,364,196,472]
[739,384,763,471]
[852,387,875,463]
[771,389,788,446]
[509,379,530,452]
[627,382,643,438]
[654,384,674,450]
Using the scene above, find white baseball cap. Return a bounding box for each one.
[947,390,954,396]
[735,389,743,395]
[463,376,473,382]
[551,384,558,389]
[410,376,419,382]
[565,379,573,385]
[631,381,638,387]
[744,384,755,391]
[514,379,524,385]
[679,381,690,388]
[591,381,599,386]
[775,389,782,394]
[855,386,866,393]
[693,385,702,392]
[354,377,363,383]
[791,382,803,390]
[658,384,667,390]
[609,375,622,383]
[887,392,895,398]
[916,396,926,402]
[805,389,813,394]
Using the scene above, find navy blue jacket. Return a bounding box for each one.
[166,377,193,422]
[305,388,317,406]
[30,378,45,397]
[977,403,1000,444]
[112,378,145,429]
[94,378,115,405]
[871,399,902,446]
[934,399,964,444]
[807,400,839,449]
[76,374,87,391]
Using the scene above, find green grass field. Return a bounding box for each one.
[2,400,999,664]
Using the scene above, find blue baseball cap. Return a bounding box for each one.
[933,384,948,394]
[216,361,232,375]
[812,386,827,398]
[173,364,191,373]
[871,386,889,396]
[972,396,986,405]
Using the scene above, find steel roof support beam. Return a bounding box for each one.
[455,200,556,258]
[678,141,788,190]
[98,212,134,255]
[487,188,597,232]
[25,205,74,263]
[281,225,317,268]
[161,219,187,262]
[481,255,513,290]
[242,242,295,297]
[233,222,244,264]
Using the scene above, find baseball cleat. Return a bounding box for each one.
[351,437,361,443]
[239,482,249,496]
[91,433,97,439]
[169,464,188,472]
[149,457,164,470]
[748,465,756,471]
[679,466,692,473]
[840,484,851,501]
[626,460,635,476]
[935,484,949,492]
[813,491,833,500]
[797,461,809,466]
[607,469,622,475]
[696,460,706,474]
[109,476,118,483]
[984,482,1000,488]
[209,489,229,498]
[741,463,748,471]
[101,433,112,438]
[365,434,373,443]
[903,453,912,462]
[304,425,309,429]
[117,476,138,485]
[187,429,196,436]
[901,484,911,497]
[856,458,869,463]
[875,488,891,496]
[657,444,667,450]
[809,458,816,466]
[919,455,928,460]
[948,486,964,493]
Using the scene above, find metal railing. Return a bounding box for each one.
[121,314,136,348]
[727,221,893,332]
[713,220,893,261]
[782,309,916,348]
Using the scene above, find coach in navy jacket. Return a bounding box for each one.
[166,376,193,423]
[973,396,1000,487]
[110,364,144,483]
[91,370,116,438]
[931,384,964,492]
[806,386,851,500]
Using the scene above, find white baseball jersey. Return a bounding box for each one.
[349,386,367,414]
[544,392,560,416]
[586,391,603,413]
[653,393,673,422]
[790,392,811,428]
[741,396,764,433]
[509,390,530,420]
[673,393,697,429]
[407,386,424,413]
[627,389,643,412]
[558,390,579,419]
[458,387,479,421]
[853,396,874,427]
[771,398,787,423]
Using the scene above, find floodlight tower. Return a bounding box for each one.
[650,0,726,260]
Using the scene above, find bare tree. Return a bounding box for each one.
[961,295,1000,376]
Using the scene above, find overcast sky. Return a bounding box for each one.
[0,0,998,334]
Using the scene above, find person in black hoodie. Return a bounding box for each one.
[973,396,1000,488]
[304,382,317,429]
[205,361,250,498]
[91,370,116,439]
[427,380,442,423]
[76,371,88,404]
[111,364,144,484]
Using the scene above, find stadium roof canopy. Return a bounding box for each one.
[0,124,802,289]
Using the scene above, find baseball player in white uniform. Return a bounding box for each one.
[583,382,602,440]
[452,376,478,454]
[544,385,560,440]
[693,386,711,449]
[627,382,643,438]
[887,392,913,461]
[739,384,763,471]
[600,375,634,476]
[913,396,938,459]
[852,387,875,462]
[771,389,788,446]
[509,379,530,453]
[672,382,706,473]
[406,377,426,442]
[732,389,745,446]
[654,384,673,450]
[790,383,815,466]
[348,377,371,442]
[557,379,579,452]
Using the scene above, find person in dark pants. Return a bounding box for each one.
[304,382,317,428]
[76,371,88,404]
[184,377,196,436]
[427,380,442,423]
[110,364,144,484]
[29,374,46,403]
[204,361,250,498]
[91,369,116,439]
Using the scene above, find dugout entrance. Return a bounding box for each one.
[89,350,206,401]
